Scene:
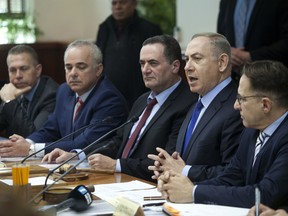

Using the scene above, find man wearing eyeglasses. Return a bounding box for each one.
[149,32,243,182]
[157,60,288,209]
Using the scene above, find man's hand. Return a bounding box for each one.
[0,134,30,157]
[42,148,76,164]
[247,204,288,216]
[231,47,251,69]
[148,147,186,179]
[157,171,194,203]
[88,154,116,173]
[0,83,31,102]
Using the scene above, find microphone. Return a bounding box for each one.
[38,184,94,215]
[28,116,138,204]
[21,116,113,164]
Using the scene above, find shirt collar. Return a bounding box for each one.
[148,78,181,106]
[201,77,232,108]
[23,79,40,102]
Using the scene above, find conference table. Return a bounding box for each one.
[0,158,250,215]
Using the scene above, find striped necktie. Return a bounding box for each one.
[252,132,269,166]
[73,97,83,123]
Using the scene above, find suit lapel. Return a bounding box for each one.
[245,0,265,45]
[182,82,234,160]
[127,81,186,156]
[67,94,76,133]
[137,82,185,142]
[246,131,259,184]
[176,107,194,154]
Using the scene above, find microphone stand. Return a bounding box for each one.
[28,116,138,204]
[21,116,113,164]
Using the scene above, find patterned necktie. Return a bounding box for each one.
[181,99,203,156]
[73,97,83,123]
[21,96,29,113]
[235,0,248,47]
[122,98,158,158]
[252,132,269,166]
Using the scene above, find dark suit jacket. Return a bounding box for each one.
[0,76,58,137]
[177,81,243,182]
[217,0,288,66]
[28,76,128,153]
[95,81,198,181]
[96,11,162,108]
[195,115,288,209]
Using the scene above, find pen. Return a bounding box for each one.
[143,196,165,201]
[255,187,261,216]
[142,202,165,207]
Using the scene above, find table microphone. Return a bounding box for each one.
[28,116,138,204]
[21,116,114,164]
[38,184,94,215]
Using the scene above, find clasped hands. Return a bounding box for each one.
[0,134,30,157]
[148,147,194,203]
[42,148,117,173]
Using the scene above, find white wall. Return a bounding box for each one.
[176,0,220,50]
[34,0,220,46]
[35,0,110,43]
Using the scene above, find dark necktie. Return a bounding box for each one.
[252,132,269,167]
[21,97,29,113]
[181,99,203,156]
[73,97,83,123]
[122,98,158,158]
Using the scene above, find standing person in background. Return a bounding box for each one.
[0,40,128,157]
[96,0,162,109]
[0,45,58,138]
[217,0,288,82]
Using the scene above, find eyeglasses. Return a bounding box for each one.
[236,94,265,105]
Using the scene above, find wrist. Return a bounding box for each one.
[29,143,35,156]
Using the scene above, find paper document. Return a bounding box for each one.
[163,202,249,216]
[92,180,164,207]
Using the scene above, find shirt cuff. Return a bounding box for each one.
[70,149,85,160]
[34,143,45,157]
[182,165,192,176]
[192,185,197,203]
[115,159,121,172]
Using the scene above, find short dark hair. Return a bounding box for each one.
[242,60,288,108]
[7,45,39,66]
[142,35,182,65]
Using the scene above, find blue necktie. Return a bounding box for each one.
[234,0,248,47]
[181,100,203,156]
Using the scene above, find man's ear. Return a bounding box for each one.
[96,64,103,77]
[218,53,229,73]
[262,97,273,114]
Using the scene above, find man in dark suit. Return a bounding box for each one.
[217,0,288,81]
[157,60,288,209]
[0,40,128,157]
[0,45,58,138]
[148,33,243,182]
[42,35,198,182]
[96,0,162,109]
